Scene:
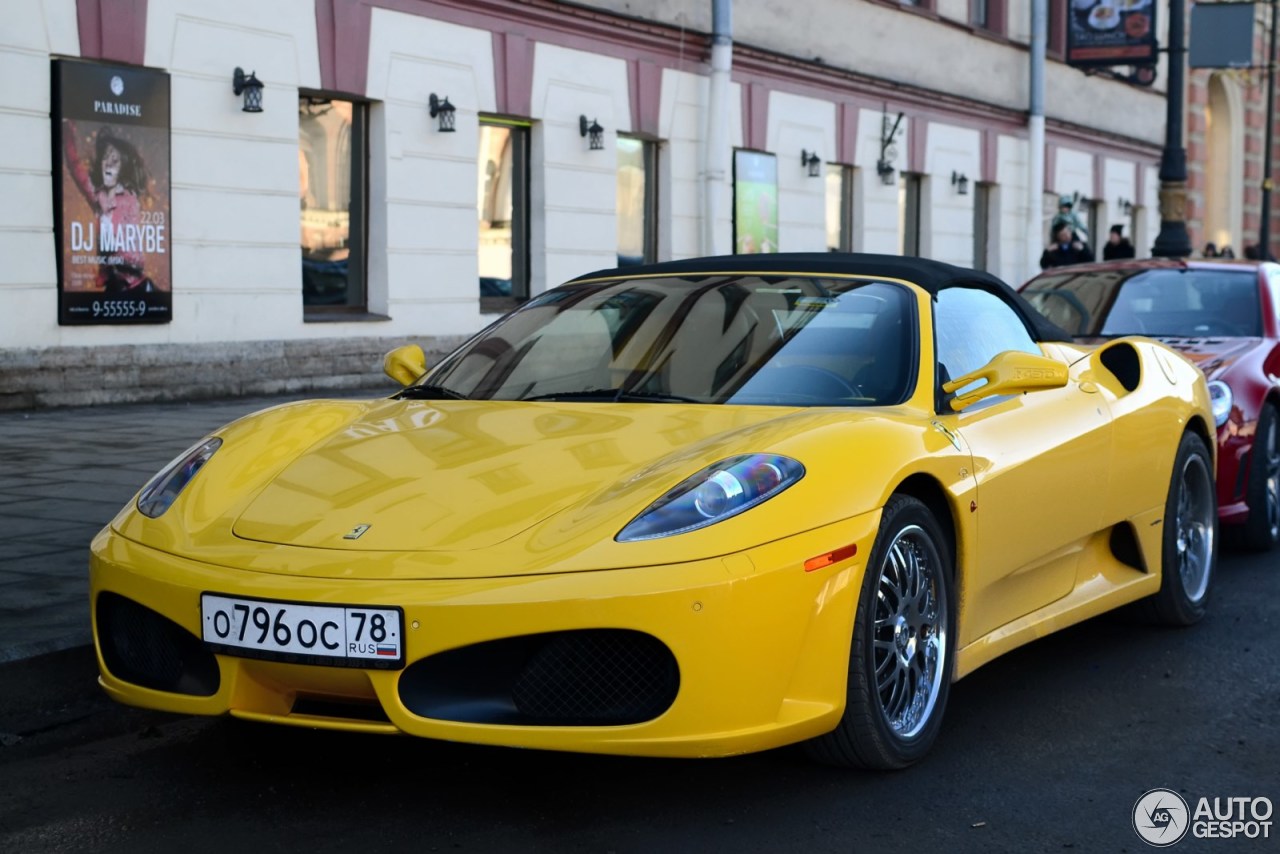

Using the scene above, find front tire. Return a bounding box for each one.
[805,495,955,769]
[1144,431,1217,626]
[1242,403,1280,552]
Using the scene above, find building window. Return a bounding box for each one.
[971,0,1006,33]
[900,173,924,257]
[1085,198,1101,259]
[478,120,530,311]
[826,163,853,252]
[617,136,657,266]
[1048,0,1067,57]
[299,96,367,312]
[973,182,993,272]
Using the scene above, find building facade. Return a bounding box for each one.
[2,0,1192,408]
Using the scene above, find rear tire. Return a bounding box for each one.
[1143,431,1217,626]
[1242,403,1280,552]
[804,495,955,769]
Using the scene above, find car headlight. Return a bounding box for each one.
[137,437,222,518]
[616,454,804,542]
[1207,380,1233,428]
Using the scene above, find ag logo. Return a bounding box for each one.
[343,523,371,540]
[1133,788,1190,847]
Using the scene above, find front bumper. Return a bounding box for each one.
[90,512,877,758]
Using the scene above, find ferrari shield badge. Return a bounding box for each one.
[343,524,372,540]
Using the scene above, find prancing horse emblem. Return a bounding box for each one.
[344,524,372,540]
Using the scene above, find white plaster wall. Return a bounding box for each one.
[996,134,1032,285]
[365,9,493,334]
[853,107,910,256]
[141,0,321,344]
[530,43,630,291]
[923,122,980,268]
[658,69,742,259]
[936,0,969,24]
[766,91,835,253]
[0,0,78,350]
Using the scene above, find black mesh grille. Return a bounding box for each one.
[97,592,220,696]
[511,631,678,724]
[397,629,680,726]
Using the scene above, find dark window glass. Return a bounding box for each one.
[973,182,992,272]
[972,0,989,27]
[900,173,923,257]
[826,164,853,252]
[299,96,367,310]
[1023,268,1262,338]
[934,287,1040,388]
[479,121,530,311]
[417,277,917,407]
[617,137,657,266]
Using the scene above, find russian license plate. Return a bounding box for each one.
[200,593,404,669]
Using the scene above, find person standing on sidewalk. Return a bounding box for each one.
[1040,223,1094,269]
[1103,224,1135,260]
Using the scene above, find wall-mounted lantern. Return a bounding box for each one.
[429,94,456,132]
[232,67,264,113]
[951,171,970,196]
[580,115,604,150]
[801,149,821,178]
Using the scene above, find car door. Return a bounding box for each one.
[932,287,1114,646]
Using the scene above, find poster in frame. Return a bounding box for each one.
[1066,0,1158,70]
[733,150,779,255]
[52,59,172,325]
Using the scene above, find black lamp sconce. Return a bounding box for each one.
[580,115,604,150]
[951,171,970,196]
[429,94,456,132]
[232,67,264,113]
[1117,196,1134,216]
[877,104,905,186]
[801,149,822,178]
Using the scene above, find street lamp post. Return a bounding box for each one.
[1260,0,1277,257]
[1153,0,1192,258]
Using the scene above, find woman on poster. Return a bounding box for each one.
[63,120,156,294]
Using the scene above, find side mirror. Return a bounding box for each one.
[383,345,427,387]
[943,350,1069,412]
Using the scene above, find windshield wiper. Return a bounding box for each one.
[397,384,468,401]
[520,388,701,403]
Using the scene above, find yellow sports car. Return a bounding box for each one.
[91,253,1217,769]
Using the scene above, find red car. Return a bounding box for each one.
[1021,259,1280,551]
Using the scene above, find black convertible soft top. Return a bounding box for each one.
[569,252,1073,343]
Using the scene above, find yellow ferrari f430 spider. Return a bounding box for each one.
[92,253,1217,768]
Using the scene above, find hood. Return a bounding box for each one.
[1079,336,1261,380]
[231,399,812,552]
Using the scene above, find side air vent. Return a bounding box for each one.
[1099,343,1141,393]
[1109,523,1146,572]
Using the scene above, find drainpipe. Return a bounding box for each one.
[1028,0,1047,281]
[702,0,732,256]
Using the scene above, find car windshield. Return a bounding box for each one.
[411,276,916,406]
[1023,267,1262,338]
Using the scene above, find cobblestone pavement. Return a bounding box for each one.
[0,387,393,662]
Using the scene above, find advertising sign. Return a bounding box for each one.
[53,59,171,325]
[1066,0,1158,69]
[734,150,778,255]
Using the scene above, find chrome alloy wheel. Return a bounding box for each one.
[872,525,948,739]
[1263,417,1280,543]
[1175,452,1215,603]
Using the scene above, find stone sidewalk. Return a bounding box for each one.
[0,385,394,663]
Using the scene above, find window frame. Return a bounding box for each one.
[478,117,532,315]
[973,181,993,272]
[826,163,855,253]
[901,172,924,257]
[298,92,370,318]
[616,134,659,266]
[971,0,1007,35]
